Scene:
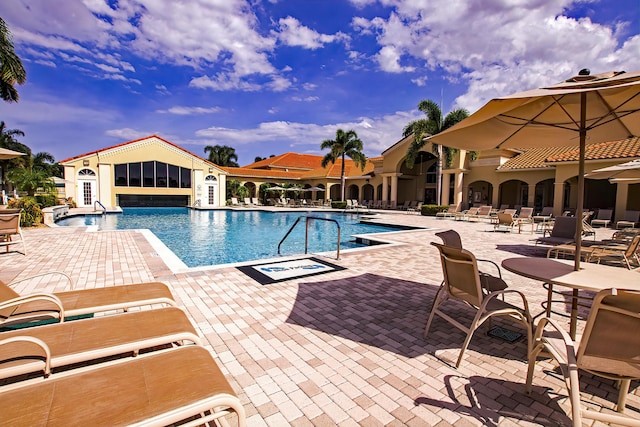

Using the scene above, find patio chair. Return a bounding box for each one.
[526,288,640,426]
[493,212,517,232]
[0,209,26,255]
[616,210,640,229]
[455,206,479,221]
[426,242,532,368]
[0,272,176,328]
[514,207,534,233]
[591,208,613,228]
[587,235,640,269]
[435,230,508,295]
[0,307,201,379]
[534,216,577,248]
[0,345,246,426]
[436,203,461,219]
[497,204,510,212]
[468,205,493,222]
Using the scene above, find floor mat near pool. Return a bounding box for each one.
[238,257,345,285]
[487,326,523,343]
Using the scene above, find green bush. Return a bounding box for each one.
[421,204,449,216]
[7,197,44,226]
[35,194,57,208]
[331,201,347,209]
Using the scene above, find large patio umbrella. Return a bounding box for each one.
[585,158,640,179]
[429,69,640,270]
[0,147,26,160]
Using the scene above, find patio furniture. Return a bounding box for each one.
[0,345,246,427]
[455,206,479,221]
[426,242,532,368]
[591,208,613,228]
[0,209,25,255]
[436,202,461,219]
[617,210,640,229]
[468,205,493,222]
[587,235,640,269]
[494,212,517,232]
[534,216,577,248]
[0,307,201,379]
[0,272,176,328]
[526,288,640,426]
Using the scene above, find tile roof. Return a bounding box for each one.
[545,136,640,162]
[245,152,325,170]
[219,167,303,179]
[498,137,640,170]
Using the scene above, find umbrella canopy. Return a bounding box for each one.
[430,70,640,270]
[306,186,326,192]
[585,158,640,179]
[0,147,26,160]
[265,186,288,191]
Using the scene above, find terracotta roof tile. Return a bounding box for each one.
[497,146,572,170]
[244,152,325,170]
[545,137,640,162]
[219,167,303,179]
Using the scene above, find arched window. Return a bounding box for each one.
[78,168,96,177]
[205,175,217,182]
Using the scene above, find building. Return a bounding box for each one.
[59,135,227,208]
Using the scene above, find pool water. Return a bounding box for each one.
[56,208,403,267]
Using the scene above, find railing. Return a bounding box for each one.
[94,200,106,213]
[193,199,201,207]
[277,215,341,259]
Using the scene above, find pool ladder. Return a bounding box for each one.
[94,200,106,214]
[278,215,341,259]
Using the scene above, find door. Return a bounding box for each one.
[77,180,96,207]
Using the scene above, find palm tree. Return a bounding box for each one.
[0,17,26,103]
[320,129,367,202]
[7,167,55,196]
[0,121,29,190]
[403,100,469,204]
[204,145,239,167]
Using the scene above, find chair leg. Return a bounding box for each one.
[616,379,631,412]
[424,285,446,338]
[455,309,484,368]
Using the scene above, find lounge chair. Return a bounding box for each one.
[514,207,534,233]
[526,288,640,426]
[244,197,253,206]
[1,272,176,328]
[534,216,577,248]
[0,345,246,426]
[591,208,613,228]
[587,235,640,269]
[616,210,640,229]
[468,205,493,222]
[0,307,200,379]
[426,242,532,368]
[251,197,262,206]
[0,209,26,255]
[436,203,461,219]
[493,212,517,232]
[455,206,479,221]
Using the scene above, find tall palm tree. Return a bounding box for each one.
[403,100,469,204]
[320,129,367,202]
[32,151,61,177]
[0,17,26,103]
[204,145,239,167]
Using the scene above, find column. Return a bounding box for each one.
[381,176,388,202]
[454,172,464,207]
[528,184,536,207]
[390,175,398,206]
[615,182,628,222]
[553,181,564,217]
[441,173,451,205]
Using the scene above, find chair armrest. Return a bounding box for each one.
[0,293,66,321]
[8,271,74,290]
[477,258,502,278]
[0,336,52,378]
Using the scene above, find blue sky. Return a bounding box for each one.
[1,0,639,166]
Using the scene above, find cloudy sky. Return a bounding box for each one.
[1,0,639,165]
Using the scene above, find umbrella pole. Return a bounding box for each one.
[574,93,587,271]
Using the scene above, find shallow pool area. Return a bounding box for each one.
[55,208,409,268]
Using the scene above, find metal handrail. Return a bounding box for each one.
[94,200,106,213]
[277,215,341,259]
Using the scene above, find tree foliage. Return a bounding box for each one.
[320,129,366,202]
[204,145,239,167]
[0,17,26,102]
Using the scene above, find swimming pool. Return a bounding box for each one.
[55,208,405,268]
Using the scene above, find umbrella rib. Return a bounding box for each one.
[494,97,566,148]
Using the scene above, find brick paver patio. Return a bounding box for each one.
[1,210,638,426]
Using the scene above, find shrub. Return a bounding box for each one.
[421,204,448,216]
[35,194,57,208]
[7,197,43,226]
[331,201,347,209]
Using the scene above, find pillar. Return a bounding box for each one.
[441,173,451,205]
[615,182,628,222]
[528,184,536,207]
[553,181,564,217]
[390,175,398,205]
[382,176,388,202]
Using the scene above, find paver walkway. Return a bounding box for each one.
[1,210,638,426]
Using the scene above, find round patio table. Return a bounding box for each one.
[501,257,640,339]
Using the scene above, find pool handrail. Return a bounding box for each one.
[277,215,341,260]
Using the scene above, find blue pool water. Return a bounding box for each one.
[55,208,404,267]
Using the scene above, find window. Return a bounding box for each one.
[143,162,155,187]
[180,167,191,188]
[156,162,167,187]
[114,164,127,186]
[129,163,141,187]
[168,164,179,188]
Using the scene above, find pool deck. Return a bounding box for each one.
[1,209,638,426]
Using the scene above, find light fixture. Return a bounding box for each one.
[208,168,214,173]
[83,160,89,166]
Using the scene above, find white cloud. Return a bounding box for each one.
[274,16,350,49]
[105,128,151,140]
[157,106,223,115]
[291,96,319,102]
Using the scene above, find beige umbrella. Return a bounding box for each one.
[586,158,640,179]
[430,69,640,270]
[0,147,26,160]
